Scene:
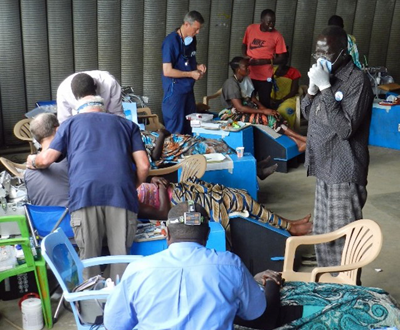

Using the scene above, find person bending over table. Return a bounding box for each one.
[142,128,278,180]
[137,176,312,246]
[220,56,306,152]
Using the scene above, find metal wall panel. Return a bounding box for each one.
[166,0,189,34]
[368,0,396,67]
[121,0,144,92]
[1,0,400,148]
[230,0,255,60]
[206,0,233,111]
[47,0,74,99]
[73,0,98,72]
[291,0,318,81]
[386,0,400,81]
[352,0,376,67]
[143,0,167,117]
[190,0,211,104]
[98,0,122,82]
[336,0,357,33]
[275,0,297,50]
[253,0,277,23]
[21,0,51,109]
[0,0,26,146]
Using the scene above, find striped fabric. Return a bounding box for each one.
[313,179,367,267]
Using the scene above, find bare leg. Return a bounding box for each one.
[278,125,307,152]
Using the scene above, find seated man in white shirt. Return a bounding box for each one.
[57,70,124,123]
[104,201,301,330]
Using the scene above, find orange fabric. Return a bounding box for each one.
[242,24,287,80]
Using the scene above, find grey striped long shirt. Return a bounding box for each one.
[301,60,374,186]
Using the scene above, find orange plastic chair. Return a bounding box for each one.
[282,219,382,285]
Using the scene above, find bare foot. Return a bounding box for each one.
[257,163,278,180]
[257,155,271,168]
[286,214,312,236]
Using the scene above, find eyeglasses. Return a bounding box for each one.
[311,52,336,61]
[311,48,345,61]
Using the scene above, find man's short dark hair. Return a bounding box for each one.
[229,56,244,73]
[261,9,275,20]
[71,73,97,100]
[30,113,59,143]
[184,11,204,25]
[328,15,344,28]
[320,26,348,51]
[167,202,210,242]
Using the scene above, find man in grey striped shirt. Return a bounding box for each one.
[301,26,373,271]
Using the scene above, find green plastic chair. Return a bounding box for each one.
[0,215,52,328]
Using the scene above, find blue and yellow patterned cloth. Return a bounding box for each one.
[141,131,234,168]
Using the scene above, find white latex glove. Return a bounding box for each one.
[308,61,331,91]
[307,64,319,95]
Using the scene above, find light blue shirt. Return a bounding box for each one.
[104,242,266,330]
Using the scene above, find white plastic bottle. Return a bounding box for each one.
[0,245,17,271]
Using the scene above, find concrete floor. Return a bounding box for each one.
[0,145,399,329]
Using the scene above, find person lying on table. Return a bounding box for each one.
[142,128,278,180]
[220,56,306,152]
[104,201,302,330]
[137,176,312,248]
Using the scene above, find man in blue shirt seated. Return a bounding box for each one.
[104,201,298,330]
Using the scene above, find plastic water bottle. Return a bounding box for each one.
[15,244,26,265]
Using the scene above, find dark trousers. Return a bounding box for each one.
[234,281,302,329]
[252,79,273,108]
[162,89,195,134]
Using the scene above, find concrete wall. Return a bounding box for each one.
[1,0,399,147]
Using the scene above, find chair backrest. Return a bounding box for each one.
[202,88,222,106]
[179,154,207,182]
[13,118,37,153]
[25,204,74,246]
[148,154,207,182]
[0,157,26,179]
[137,107,163,131]
[294,84,308,134]
[339,219,382,283]
[41,228,84,293]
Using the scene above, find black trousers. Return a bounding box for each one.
[234,281,302,330]
[251,79,273,108]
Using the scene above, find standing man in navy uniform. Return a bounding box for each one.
[161,11,207,134]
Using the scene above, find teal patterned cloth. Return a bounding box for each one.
[278,282,400,329]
